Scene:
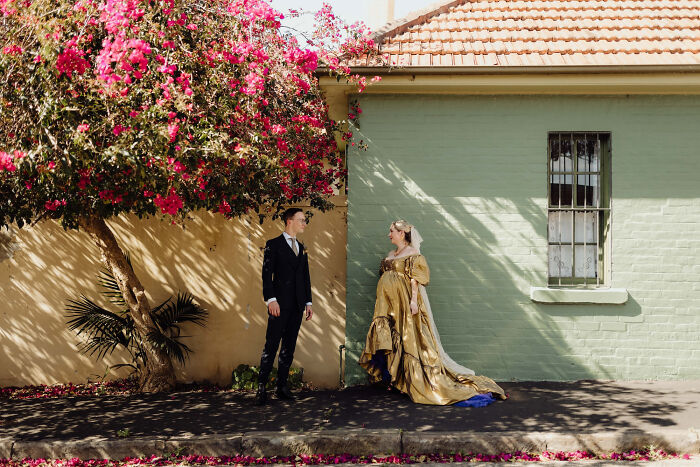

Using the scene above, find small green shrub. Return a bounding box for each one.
[231,364,303,390]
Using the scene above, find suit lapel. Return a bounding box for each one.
[278,234,301,264]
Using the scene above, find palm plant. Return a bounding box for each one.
[66,256,208,373]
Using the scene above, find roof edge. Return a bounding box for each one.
[371,0,466,43]
[318,64,700,76]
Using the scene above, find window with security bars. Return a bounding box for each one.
[548,132,611,286]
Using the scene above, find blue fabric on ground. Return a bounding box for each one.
[369,352,391,382]
[453,393,496,407]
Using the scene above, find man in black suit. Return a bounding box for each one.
[255,207,313,405]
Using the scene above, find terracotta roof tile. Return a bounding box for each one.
[353,0,700,68]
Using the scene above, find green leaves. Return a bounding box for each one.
[65,295,133,359]
[153,292,209,330]
[150,292,209,365]
[65,255,208,372]
[230,364,305,391]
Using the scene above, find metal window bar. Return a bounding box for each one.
[547,132,610,287]
[580,135,585,287]
[595,134,600,286]
[570,133,574,283]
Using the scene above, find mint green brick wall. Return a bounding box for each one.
[345,94,700,385]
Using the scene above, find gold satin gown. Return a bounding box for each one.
[359,254,506,405]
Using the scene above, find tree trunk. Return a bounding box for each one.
[79,215,176,392]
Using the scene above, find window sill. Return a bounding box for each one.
[530,287,628,304]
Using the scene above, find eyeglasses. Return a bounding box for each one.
[294,218,307,224]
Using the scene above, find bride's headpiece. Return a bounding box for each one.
[391,219,413,234]
[391,219,423,252]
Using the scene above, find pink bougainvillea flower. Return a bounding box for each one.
[112,124,129,136]
[167,122,179,142]
[172,161,185,173]
[218,199,232,214]
[2,45,23,56]
[241,72,265,95]
[44,199,67,211]
[0,151,17,172]
[56,47,89,78]
[153,188,183,215]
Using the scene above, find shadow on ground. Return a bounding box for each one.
[2,381,698,441]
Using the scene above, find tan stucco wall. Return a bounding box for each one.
[0,199,347,388]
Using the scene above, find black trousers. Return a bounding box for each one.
[258,306,304,388]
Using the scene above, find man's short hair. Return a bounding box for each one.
[282,208,303,226]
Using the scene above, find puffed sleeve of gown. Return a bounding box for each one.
[407,255,430,286]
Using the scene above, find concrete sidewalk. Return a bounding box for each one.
[1,380,699,460]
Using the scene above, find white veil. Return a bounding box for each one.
[410,227,476,376]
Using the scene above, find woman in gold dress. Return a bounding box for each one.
[359,220,506,406]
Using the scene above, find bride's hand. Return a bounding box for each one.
[410,300,418,315]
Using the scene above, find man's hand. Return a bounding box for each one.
[268,300,280,317]
[305,305,313,321]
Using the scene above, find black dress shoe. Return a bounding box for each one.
[254,384,268,406]
[275,385,296,401]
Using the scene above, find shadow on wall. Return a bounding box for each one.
[345,113,640,385]
[0,204,347,388]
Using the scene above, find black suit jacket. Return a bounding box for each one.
[262,234,312,312]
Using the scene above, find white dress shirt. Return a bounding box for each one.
[265,232,312,307]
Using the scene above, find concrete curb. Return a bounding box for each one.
[0,438,13,459]
[4,429,699,460]
[401,429,700,455]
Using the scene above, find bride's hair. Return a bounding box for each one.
[391,219,412,244]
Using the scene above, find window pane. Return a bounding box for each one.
[576,174,598,207]
[549,135,560,171]
[550,174,573,206]
[548,211,573,243]
[550,136,573,172]
[574,211,597,243]
[575,245,597,278]
[577,137,600,172]
[547,132,609,285]
[549,245,572,278]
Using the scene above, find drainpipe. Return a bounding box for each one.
[338,344,346,388]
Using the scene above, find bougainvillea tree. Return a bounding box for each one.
[0,0,376,391]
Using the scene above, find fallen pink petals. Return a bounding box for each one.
[0,450,692,466]
[0,379,232,400]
